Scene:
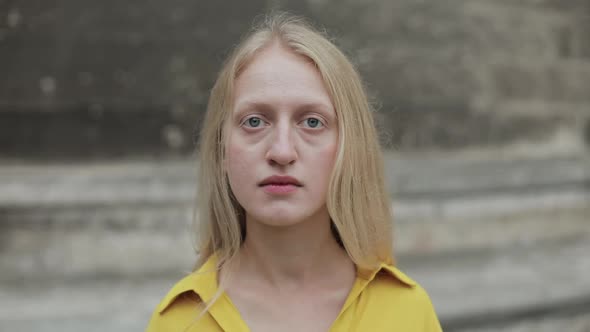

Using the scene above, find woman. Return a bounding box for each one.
[147,13,442,332]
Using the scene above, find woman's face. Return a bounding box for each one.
[226,42,338,228]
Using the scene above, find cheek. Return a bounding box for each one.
[322,132,339,169]
[226,138,254,188]
[311,139,339,188]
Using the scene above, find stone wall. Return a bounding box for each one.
[1,0,589,160]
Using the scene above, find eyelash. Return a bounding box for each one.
[241,116,325,129]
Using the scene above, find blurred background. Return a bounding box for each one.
[0,0,589,331]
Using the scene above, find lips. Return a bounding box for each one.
[259,175,302,187]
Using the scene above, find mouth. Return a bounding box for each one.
[258,175,303,187]
[260,183,301,194]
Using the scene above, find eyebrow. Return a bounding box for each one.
[234,100,335,119]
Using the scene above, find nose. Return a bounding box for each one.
[266,122,298,166]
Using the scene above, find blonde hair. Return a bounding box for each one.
[193,11,394,311]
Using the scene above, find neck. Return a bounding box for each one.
[237,209,354,290]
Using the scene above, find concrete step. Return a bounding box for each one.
[1,154,588,282]
[455,314,590,332]
[2,154,587,207]
[408,235,590,331]
[1,233,589,332]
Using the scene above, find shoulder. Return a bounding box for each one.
[365,264,432,305]
[155,273,204,314]
[146,257,220,331]
[360,264,442,331]
[145,274,205,331]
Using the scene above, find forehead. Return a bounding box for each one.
[233,43,334,113]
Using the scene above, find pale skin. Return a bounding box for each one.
[222,41,357,332]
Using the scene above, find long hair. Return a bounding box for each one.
[194,11,394,291]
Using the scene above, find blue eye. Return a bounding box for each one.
[245,117,263,127]
[304,117,322,128]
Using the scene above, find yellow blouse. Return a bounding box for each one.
[146,254,442,331]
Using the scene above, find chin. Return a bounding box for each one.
[249,209,311,228]
[261,214,305,228]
